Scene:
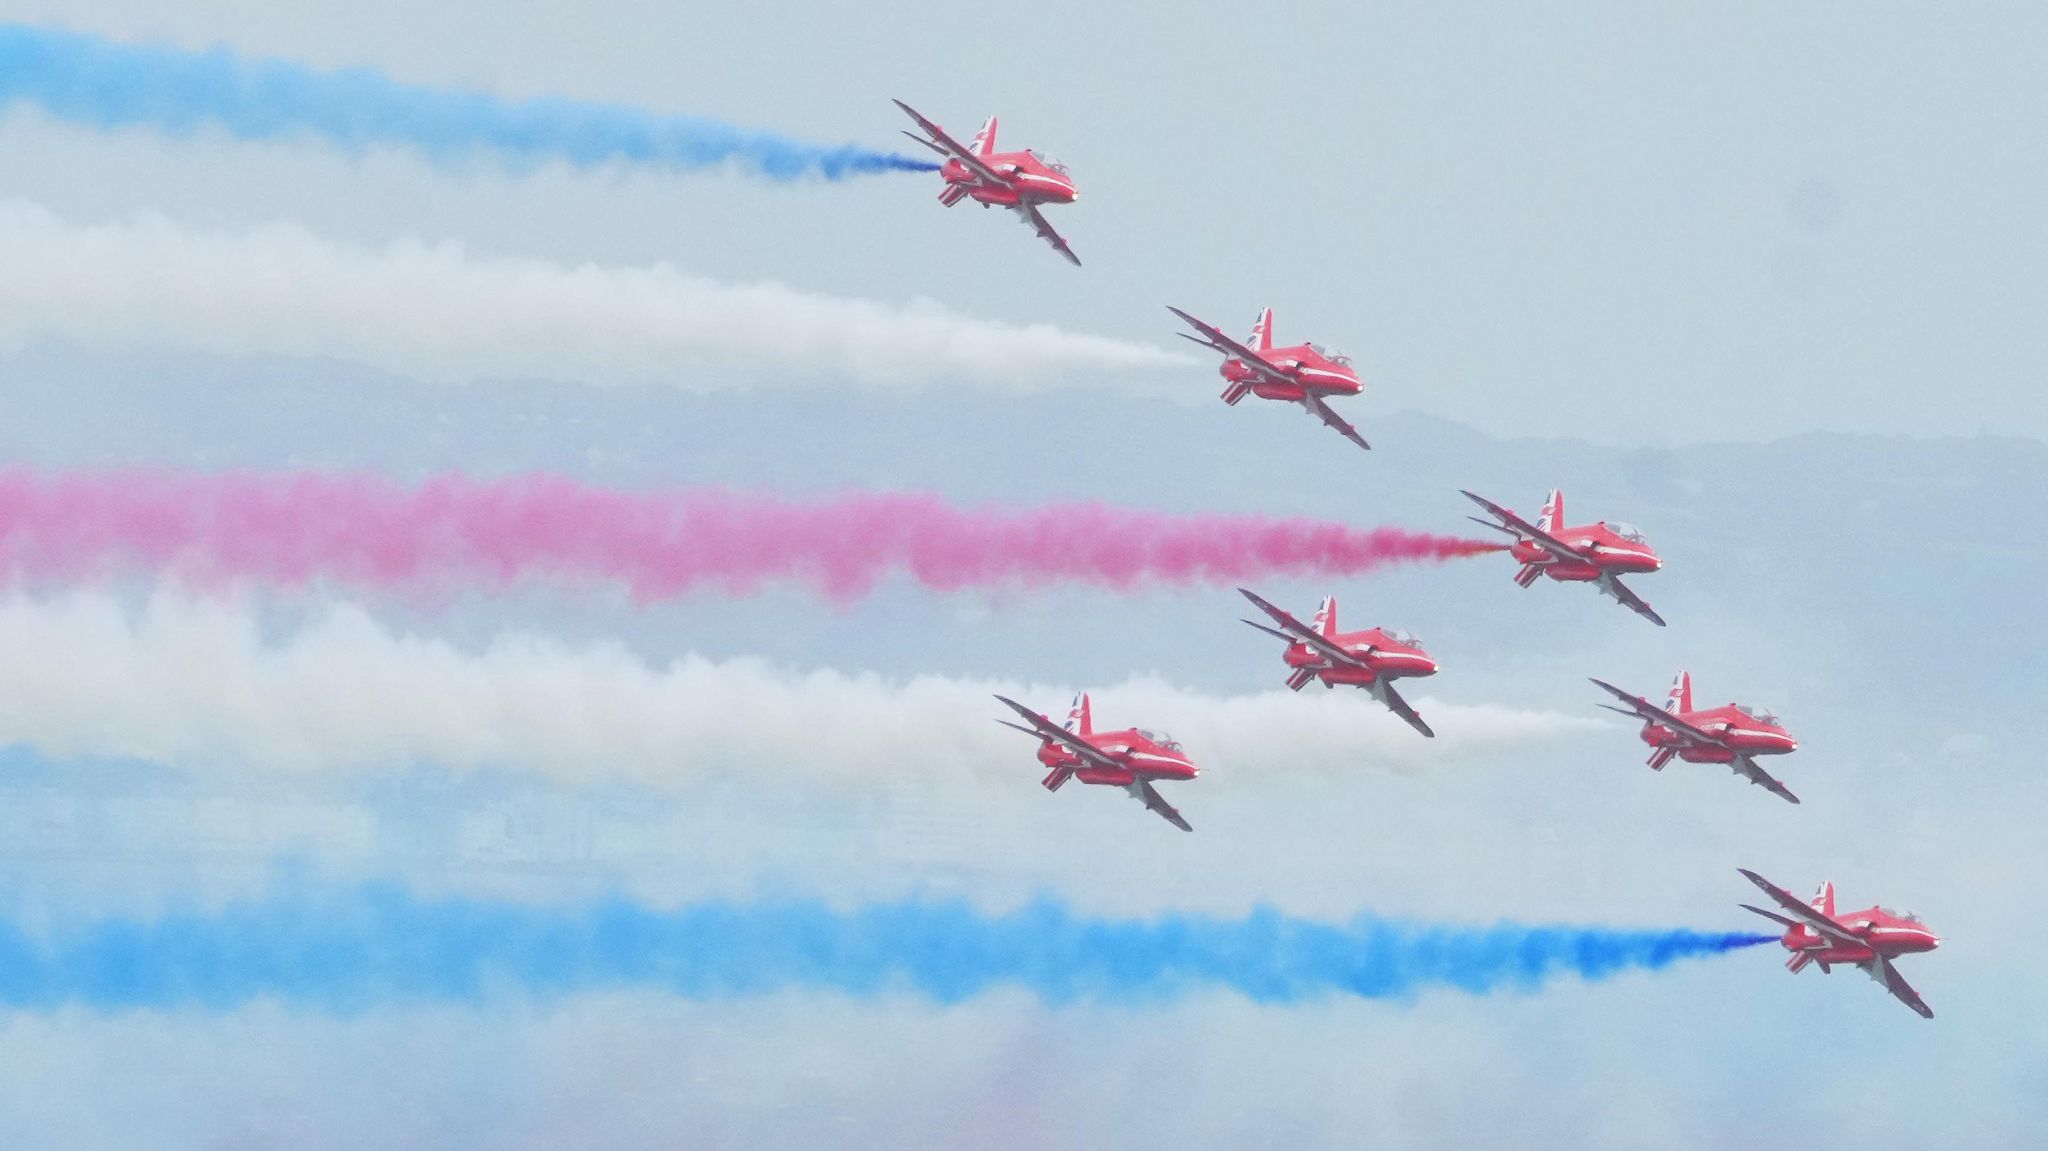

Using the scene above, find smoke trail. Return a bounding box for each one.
[0,886,1775,1011]
[0,23,934,179]
[0,469,1503,602]
[0,199,1188,390]
[0,592,1594,786]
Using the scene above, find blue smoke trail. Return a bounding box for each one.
[0,23,937,180]
[0,887,1774,1012]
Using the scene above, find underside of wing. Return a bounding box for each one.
[1733,755,1801,805]
[1237,588,1366,667]
[1871,955,1934,1018]
[1604,575,1668,627]
[1166,307,1283,377]
[1587,678,1721,745]
[1305,394,1372,451]
[1015,202,1081,266]
[1458,490,1580,561]
[1136,780,1193,832]
[1378,680,1434,738]
[991,694,1121,770]
[1737,870,1863,949]
[892,99,1008,186]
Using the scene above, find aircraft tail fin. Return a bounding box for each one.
[1064,692,1093,738]
[1537,488,1565,533]
[1247,307,1274,353]
[970,115,999,157]
[1810,881,1835,919]
[1665,670,1693,714]
[1311,595,1338,638]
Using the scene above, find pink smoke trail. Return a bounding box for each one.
[0,468,1503,602]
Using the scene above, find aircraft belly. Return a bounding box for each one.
[1544,562,1601,582]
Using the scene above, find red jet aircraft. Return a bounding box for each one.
[1461,488,1665,625]
[994,692,1196,831]
[1738,869,1939,1018]
[1590,671,1801,803]
[894,101,1080,266]
[1238,588,1437,737]
[1167,306,1371,451]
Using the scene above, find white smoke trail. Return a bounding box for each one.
[0,200,1190,391]
[0,594,1599,788]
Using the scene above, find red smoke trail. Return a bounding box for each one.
[0,469,1502,602]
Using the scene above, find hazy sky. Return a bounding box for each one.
[0,5,2039,1149]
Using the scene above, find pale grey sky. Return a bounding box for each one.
[1,1,2044,443]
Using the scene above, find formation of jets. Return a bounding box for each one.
[895,102,1938,1018]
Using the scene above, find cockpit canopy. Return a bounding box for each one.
[1304,342,1351,366]
[1025,149,1069,175]
[1606,521,1647,543]
[1734,703,1781,726]
[1135,729,1183,752]
[1383,628,1422,648]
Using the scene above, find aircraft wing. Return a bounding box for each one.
[1166,307,1292,384]
[1305,394,1372,451]
[1737,870,1866,950]
[1732,754,1801,805]
[1588,679,1725,746]
[1458,490,1581,563]
[1603,575,1668,627]
[1136,780,1193,832]
[992,694,1122,772]
[892,99,1009,187]
[1869,954,1934,1019]
[1377,680,1434,738]
[1013,201,1081,266]
[1237,588,1369,668]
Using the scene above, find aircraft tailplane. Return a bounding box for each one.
[1513,564,1543,588]
[1041,765,1074,792]
[937,184,969,207]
